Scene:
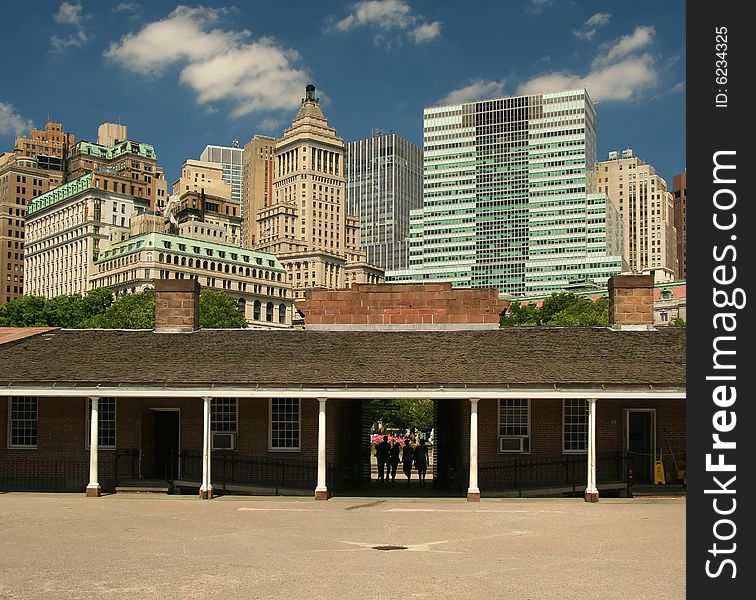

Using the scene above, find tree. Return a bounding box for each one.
[368,399,433,433]
[501,293,609,327]
[0,296,47,327]
[669,318,686,327]
[199,290,247,329]
[80,289,156,329]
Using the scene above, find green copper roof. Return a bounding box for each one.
[96,232,285,271]
[27,173,93,216]
[70,140,157,161]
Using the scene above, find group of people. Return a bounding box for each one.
[375,436,430,483]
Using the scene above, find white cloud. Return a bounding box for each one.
[411,21,441,44]
[518,24,660,102]
[574,12,611,40]
[529,0,553,12]
[114,2,142,14]
[0,102,34,137]
[54,1,83,25]
[586,12,611,27]
[51,1,89,53]
[438,79,507,105]
[518,54,658,102]
[594,25,655,66]
[331,0,441,45]
[105,6,309,117]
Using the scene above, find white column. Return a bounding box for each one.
[86,397,101,497]
[315,397,328,500]
[585,398,599,502]
[200,397,213,499]
[467,398,480,501]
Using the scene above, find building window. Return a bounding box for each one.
[270,398,300,451]
[563,399,588,453]
[9,396,38,448]
[86,398,116,448]
[498,399,529,453]
[211,398,238,449]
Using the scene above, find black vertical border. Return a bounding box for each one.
[687,3,751,598]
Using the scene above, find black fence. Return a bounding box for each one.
[0,458,115,493]
[448,451,629,497]
[176,451,356,495]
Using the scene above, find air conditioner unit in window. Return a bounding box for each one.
[212,432,236,450]
[499,436,525,453]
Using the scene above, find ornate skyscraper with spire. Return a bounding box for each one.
[254,85,383,298]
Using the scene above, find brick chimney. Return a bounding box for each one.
[154,279,200,333]
[608,274,655,330]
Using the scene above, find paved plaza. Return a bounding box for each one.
[0,492,685,600]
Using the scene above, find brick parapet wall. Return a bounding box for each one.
[299,283,508,326]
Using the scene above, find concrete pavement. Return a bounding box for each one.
[0,492,685,599]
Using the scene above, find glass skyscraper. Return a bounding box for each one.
[200,143,244,208]
[345,131,422,271]
[386,89,625,297]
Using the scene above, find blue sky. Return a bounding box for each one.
[0,0,685,185]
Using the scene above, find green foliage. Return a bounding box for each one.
[0,295,48,327]
[199,290,247,329]
[368,399,434,433]
[669,318,686,327]
[501,292,609,327]
[1,287,247,330]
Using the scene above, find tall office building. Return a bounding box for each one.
[14,121,73,185]
[386,89,624,297]
[97,122,128,147]
[0,153,51,303]
[241,135,276,248]
[254,85,383,297]
[672,169,686,279]
[598,150,677,282]
[199,142,244,208]
[345,130,422,271]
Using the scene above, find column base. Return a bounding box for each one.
[199,488,214,500]
[314,487,328,501]
[466,491,481,502]
[584,491,600,503]
[85,485,101,498]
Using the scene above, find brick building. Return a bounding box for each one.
[0,276,684,502]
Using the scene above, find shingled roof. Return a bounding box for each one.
[0,327,685,391]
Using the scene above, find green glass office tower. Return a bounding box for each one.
[386,89,625,297]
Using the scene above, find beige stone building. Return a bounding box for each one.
[253,85,384,298]
[90,232,293,327]
[23,172,150,298]
[66,136,168,213]
[96,123,128,147]
[597,150,677,282]
[241,135,275,248]
[14,121,73,185]
[0,154,52,303]
[171,159,231,199]
[672,170,686,279]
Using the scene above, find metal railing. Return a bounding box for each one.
[0,458,115,493]
[448,451,629,497]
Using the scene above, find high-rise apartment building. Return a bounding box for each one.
[14,121,73,183]
[672,169,686,279]
[598,150,677,282]
[0,153,51,303]
[387,89,624,297]
[66,135,168,212]
[24,172,150,298]
[241,135,275,248]
[97,122,128,147]
[254,85,383,297]
[345,130,422,271]
[199,142,244,208]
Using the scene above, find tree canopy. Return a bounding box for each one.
[368,399,434,433]
[501,292,609,327]
[0,288,248,329]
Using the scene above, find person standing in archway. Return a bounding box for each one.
[389,440,401,482]
[375,435,390,482]
[414,439,429,484]
[401,438,414,483]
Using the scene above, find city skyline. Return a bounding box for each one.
[0,1,685,186]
